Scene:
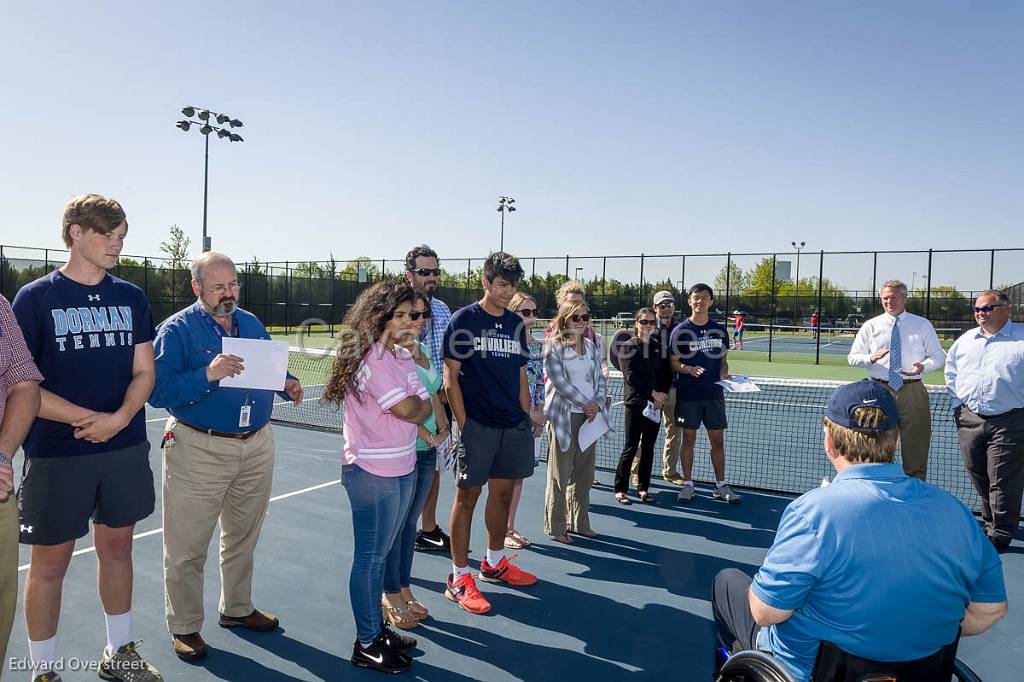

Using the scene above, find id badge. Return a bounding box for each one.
[239,405,252,428]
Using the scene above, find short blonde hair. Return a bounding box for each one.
[553,300,589,346]
[822,407,899,464]
[555,280,586,307]
[62,194,127,247]
[508,291,536,313]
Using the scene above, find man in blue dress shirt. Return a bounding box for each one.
[946,289,1024,553]
[711,380,1007,682]
[150,252,303,662]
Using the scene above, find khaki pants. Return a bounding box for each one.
[0,495,17,679]
[632,387,681,480]
[163,420,275,635]
[880,380,931,480]
[545,414,596,536]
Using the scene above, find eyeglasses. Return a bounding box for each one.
[207,282,241,295]
[408,309,432,321]
[409,267,441,277]
[517,308,537,317]
[972,304,1007,313]
[637,319,656,326]
[570,314,591,323]
[656,302,674,309]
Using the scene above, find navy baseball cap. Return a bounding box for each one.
[825,380,899,431]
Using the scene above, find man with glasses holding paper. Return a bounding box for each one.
[946,290,1024,553]
[150,251,303,662]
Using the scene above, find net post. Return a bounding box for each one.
[989,249,995,289]
[815,250,824,365]
[925,249,933,320]
[725,252,732,321]
[639,253,645,304]
[769,254,777,362]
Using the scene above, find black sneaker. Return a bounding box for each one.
[351,633,411,674]
[415,526,451,553]
[380,622,417,651]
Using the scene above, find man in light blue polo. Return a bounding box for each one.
[711,380,1007,681]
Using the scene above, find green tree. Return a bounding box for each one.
[713,261,749,295]
[292,261,328,278]
[159,224,192,303]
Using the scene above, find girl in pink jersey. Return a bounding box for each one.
[324,282,433,674]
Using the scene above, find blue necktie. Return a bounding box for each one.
[888,317,903,391]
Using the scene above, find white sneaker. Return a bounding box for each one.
[713,484,742,504]
[677,484,694,503]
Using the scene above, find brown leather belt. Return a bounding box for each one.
[177,420,258,440]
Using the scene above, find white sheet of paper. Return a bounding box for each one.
[436,436,454,471]
[219,338,289,391]
[642,400,662,424]
[579,412,610,451]
[716,375,761,393]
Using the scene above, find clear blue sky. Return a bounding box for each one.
[1,1,1021,290]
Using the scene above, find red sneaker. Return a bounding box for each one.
[445,573,491,614]
[479,554,537,586]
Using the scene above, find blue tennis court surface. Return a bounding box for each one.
[7,410,1022,681]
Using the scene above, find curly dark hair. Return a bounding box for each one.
[323,281,427,403]
[483,251,524,285]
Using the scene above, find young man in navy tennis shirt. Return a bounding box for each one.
[443,252,537,615]
[12,194,162,682]
[669,283,741,504]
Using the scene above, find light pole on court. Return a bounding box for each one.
[791,240,805,323]
[176,106,244,252]
[497,196,516,252]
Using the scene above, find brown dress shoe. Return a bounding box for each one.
[172,632,208,662]
[218,608,280,632]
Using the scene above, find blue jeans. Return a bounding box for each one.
[342,463,415,644]
[383,449,437,593]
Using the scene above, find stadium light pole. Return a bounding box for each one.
[176,107,244,252]
[497,196,516,251]
[791,240,805,322]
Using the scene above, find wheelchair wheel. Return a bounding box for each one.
[717,651,796,682]
[953,658,983,682]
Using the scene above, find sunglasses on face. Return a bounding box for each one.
[973,304,1007,313]
[637,319,656,326]
[409,267,441,277]
[517,308,538,317]
[656,302,674,309]
[570,314,591,323]
[407,309,432,321]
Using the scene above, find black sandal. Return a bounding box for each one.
[614,493,632,505]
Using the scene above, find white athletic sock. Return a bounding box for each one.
[485,548,507,567]
[104,610,132,654]
[716,480,727,488]
[28,635,57,675]
[452,563,473,580]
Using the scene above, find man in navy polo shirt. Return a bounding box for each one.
[150,251,303,662]
[13,194,161,682]
[711,380,1007,682]
[669,283,741,504]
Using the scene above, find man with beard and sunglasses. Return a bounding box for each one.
[403,245,455,555]
[149,252,303,662]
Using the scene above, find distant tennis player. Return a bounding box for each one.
[732,311,745,351]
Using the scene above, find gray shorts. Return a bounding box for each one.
[18,441,155,545]
[676,398,728,431]
[455,416,535,489]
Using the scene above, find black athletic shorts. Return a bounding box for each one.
[18,441,155,545]
[455,416,534,489]
[675,398,728,431]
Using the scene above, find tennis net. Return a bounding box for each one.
[276,347,978,510]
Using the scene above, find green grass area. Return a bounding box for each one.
[276,331,948,386]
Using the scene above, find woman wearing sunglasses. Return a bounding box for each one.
[613,308,671,504]
[542,301,608,543]
[381,295,450,629]
[323,281,434,674]
[504,292,546,549]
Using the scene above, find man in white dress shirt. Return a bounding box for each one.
[848,279,945,480]
[945,289,1024,552]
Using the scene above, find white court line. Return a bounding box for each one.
[17,479,341,573]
